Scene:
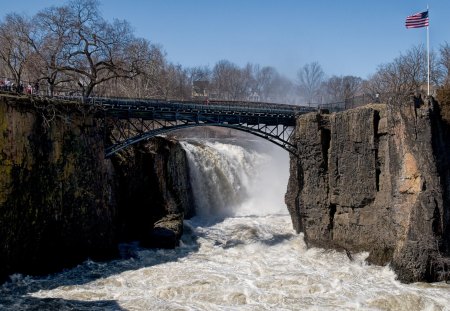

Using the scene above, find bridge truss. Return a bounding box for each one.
[95,98,314,158]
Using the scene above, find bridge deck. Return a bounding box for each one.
[92,97,316,157]
[95,98,314,123]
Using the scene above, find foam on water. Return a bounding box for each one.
[21,215,450,310]
[1,139,449,310]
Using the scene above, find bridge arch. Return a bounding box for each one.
[98,98,314,158]
[105,123,297,158]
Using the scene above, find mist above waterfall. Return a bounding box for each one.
[180,138,289,220]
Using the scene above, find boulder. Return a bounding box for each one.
[143,213,184,249]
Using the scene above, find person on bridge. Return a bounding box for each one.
[26,84,33,94]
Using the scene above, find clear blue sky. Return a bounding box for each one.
[2,1,449,80]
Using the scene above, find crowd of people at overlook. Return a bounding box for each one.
[0,78,39,95]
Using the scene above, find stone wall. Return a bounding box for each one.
[286,97,450,283]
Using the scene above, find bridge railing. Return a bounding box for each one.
[317,94,378,112]
[87,96,317,116]
[2,75,395,115]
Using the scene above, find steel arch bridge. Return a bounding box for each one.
[93,98,315,158]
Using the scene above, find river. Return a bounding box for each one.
[0,139,449,310]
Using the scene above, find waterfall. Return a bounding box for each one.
[4,138,450,311]
[180,139,289,219]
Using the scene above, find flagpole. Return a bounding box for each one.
[427,5,430,96]
[406,8,431,95]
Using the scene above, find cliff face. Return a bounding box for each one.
[0,95,193,281]
[0,95,117,279]
[111,137,194,248]
[286,97,450,283]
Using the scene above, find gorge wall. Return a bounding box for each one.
[0,94,191,281]
[111,136,194,249]
[285,96,450,283]
[3,92,450,284]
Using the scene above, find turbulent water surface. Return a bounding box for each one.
[1,139,449,311]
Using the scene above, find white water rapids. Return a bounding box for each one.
[1,139,450,310]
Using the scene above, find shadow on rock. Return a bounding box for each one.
[0,222,199,310]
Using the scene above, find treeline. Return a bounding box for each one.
[0,0,449,105]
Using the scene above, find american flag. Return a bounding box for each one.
[405,11,429,29]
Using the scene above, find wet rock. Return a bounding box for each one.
[111,136,194,244]
[143,213,184,249]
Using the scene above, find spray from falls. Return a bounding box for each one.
[180,139,290,220]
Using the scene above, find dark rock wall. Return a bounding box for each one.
[0,96,117,280]
[111,137,194,248]
[436,87,450,255]
[286,98,450,283]
[0,95,194,281]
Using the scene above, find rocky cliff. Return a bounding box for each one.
[0,94,117,280]
[111,136,194,248]
[0,94,193,281]
[285,96,450,283]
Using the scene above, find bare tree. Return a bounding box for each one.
[364,45,441,100]
[297,61,324,105]
[189,66,211,83]
[6,0,450,105]
[138,43,168,98]
[159,63,191,99]
[27,5,73,96]
[236,63,255,100]
[211,60,250,100]
[325,75,362,103]
[0,13,33,87]
[52,0,148,100]
[253,65,278,101]
[324,76,342,102]
[93,40,163,98]
[440,42,450,86]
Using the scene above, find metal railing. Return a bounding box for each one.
[317,94,379,112]
[2,76,399,114]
